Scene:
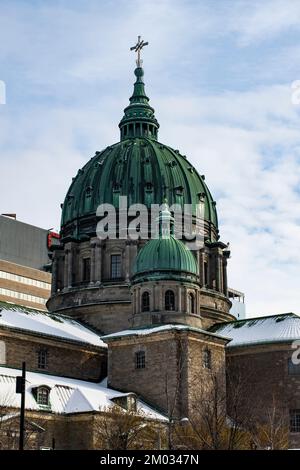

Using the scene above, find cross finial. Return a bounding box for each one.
[130,35,149,67]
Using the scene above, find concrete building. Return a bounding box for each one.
[0,215,53,310]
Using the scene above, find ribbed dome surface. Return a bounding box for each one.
[61,138,218,238]
[132,235,198,282]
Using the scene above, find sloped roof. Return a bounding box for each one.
[0,301,106,348]
[0,366,166,421]
[102,323,230,342]
[211,313,300,348]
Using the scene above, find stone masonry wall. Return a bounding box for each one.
[107,332,183,416]
[0,329,106,382]
[107,330,228,418]
[226,343,300,449]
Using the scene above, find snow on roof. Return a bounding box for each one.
[211,313,300,348]
[0,366,167,421]
[0,301,106,348]
[102,323,229,342]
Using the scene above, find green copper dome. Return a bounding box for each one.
[132,235,199,283]
[60,66,218,241]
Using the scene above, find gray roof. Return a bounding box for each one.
[0,301,106,348]
[0,366,167,420]
[211,313,300,348]
[102,323,230,342]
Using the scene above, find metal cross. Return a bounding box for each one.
[130,36,149,67]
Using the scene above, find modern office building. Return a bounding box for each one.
[0,215,53,310]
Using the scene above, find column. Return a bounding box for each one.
[154,284,161,311]
[67,247,73,288]
[196,250,200,277]
[183,286,187,313]
[90,240,96,283]
[132,288,136,315]
[137,286,141,314]
[223,257,228,296]
[199,250,204,286]
[151,284,155,312]
[177,285,182,313]
[212,249,219,291]
[94,241,102,283]
[63,248,69,290]
[130,242,138,278]
[125,241,130,281]
[218,255,223,293]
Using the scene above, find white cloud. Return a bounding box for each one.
[229,0,300,46]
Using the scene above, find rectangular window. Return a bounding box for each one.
[37,387,50,406]
[37,349,48,370]
[290,410,300,433]
[111,254,121,279]
[203,349,212,370]
[288,358,300,375]
[0,270,51,290]
[204,262,208,286]
[0,287,46,305]
[135,351,146,369]
[82,258,91,283]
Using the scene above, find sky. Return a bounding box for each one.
[0,0,300,317]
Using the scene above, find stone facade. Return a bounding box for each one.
[226,342,300,448]
[47,237,233,334]
[106,328,228,418]
[0,410,96,450]
[0,328,107,382]
[0,409,163,450]
[131,279,203,329]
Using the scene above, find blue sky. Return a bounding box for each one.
[1,0,300,316]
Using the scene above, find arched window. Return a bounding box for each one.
[135,351,146,369]
[37,348,48,370]
[36,386,50,406]
[189,293,195,314]
[142,291,150,312]
[165,290,175,311]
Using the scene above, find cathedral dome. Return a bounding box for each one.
[132,235,199,283]
[60,66,218,241]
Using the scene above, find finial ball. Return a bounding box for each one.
[134,67,144,77]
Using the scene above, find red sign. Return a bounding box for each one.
[47,231,60,249]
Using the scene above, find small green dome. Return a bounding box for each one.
[132,236,199,283]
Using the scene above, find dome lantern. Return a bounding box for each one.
[119,36,159,141]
